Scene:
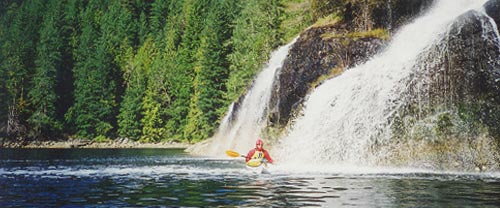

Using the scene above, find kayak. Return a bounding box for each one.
[225,150,271,174]
[246,164,270,174]
[246,158,270,174]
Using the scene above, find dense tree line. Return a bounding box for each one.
[0,0,311,142]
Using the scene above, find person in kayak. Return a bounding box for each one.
[246,138,274,164]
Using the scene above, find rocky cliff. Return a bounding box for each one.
[264,0,500,170]
[267,0,435,128]
[376,3,500,170]
[485,0,500,26]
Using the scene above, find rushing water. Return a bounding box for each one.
[189,38,297,157]
[275,0,495,166]
[1,148,500,207]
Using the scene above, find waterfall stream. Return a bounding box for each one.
[191,0,500,172]
[274,0,492,169]
[189,39,297,156]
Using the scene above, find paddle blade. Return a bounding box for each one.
[226,150,243,158]
[246,159,262,167]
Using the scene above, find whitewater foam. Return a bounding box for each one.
[275,0,490,167]
[190,38,298,157]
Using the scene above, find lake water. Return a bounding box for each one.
[1,148,500,207]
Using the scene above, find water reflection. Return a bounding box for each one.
[1,149,500,207]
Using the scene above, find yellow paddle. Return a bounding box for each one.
[226,150,266,167]
[225,150,245,158]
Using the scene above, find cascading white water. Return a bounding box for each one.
[189,38,297,157]
[274,0,490,169]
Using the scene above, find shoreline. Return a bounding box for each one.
[0,139,193,149]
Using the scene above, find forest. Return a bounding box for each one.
[0,0,318,143]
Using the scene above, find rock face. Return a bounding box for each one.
[265,0,500,170]
[443,10,500,138]
[370,0,434,30]
[382,9,500,170]
[401,10,500,136]
[267,25,384,127]
[484,0,500,27]
[266,0,436,128]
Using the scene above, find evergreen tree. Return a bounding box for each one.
[184,0,241,142]
[27,0,64,138]
[65,0,109,139]
[149,0,171,39]
[0,2,9,135]
[117,39,156,139]
[164,0,211,141]
[140,21,180,142]
[139,0,183,142]
[227,0,283,102]
[56,0,84,129]
[67,0,137,140]
[138,0,195,142]
[2,1,45,138]
[0,0,305,143]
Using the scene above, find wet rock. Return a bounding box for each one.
[383,10,500,170]
[268,24,385,127]
[373,0,434,30]
[484,0,500,28]
[266,0,437,128]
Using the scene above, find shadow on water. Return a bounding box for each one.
[1,148,500,207]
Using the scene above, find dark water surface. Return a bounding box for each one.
[1,148,500,207]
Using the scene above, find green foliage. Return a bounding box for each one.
[310,0,344,21]
[312,13,343,28]
[0,0,311,142]
[322,28,389,40]
[435,112,453,138]
[184,0,240,142]
[280,0,314,42]
[94,135,112,143]
[27,0,64,138]
[149,0,171,38]
[140,2,184,143]
[1,1,46,138]
[65,0,118,139]
[0,3,9,131]
[310,0,388,31]
[118,39,157,139]
[164,0,211,141]
[226,0,283,102]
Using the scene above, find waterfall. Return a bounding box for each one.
[189,38,297,156]
[274,0,490,169]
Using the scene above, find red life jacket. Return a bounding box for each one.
[245,148,273,163]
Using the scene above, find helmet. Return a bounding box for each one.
[256,139,264,146]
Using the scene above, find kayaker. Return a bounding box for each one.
[246,138,274,164]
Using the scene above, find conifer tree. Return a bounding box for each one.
[149,0,171,39]
[2,1,45,138]
[0,0,301,143]
[0,2,9,135]
[140,0,184,142]
[118,39,156,139]
[65,0,109,139]
[227,0,283,102]
[165,0,211,141]
[184,0,241,141]
[140,28,178,142]
[27,0,64,138]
